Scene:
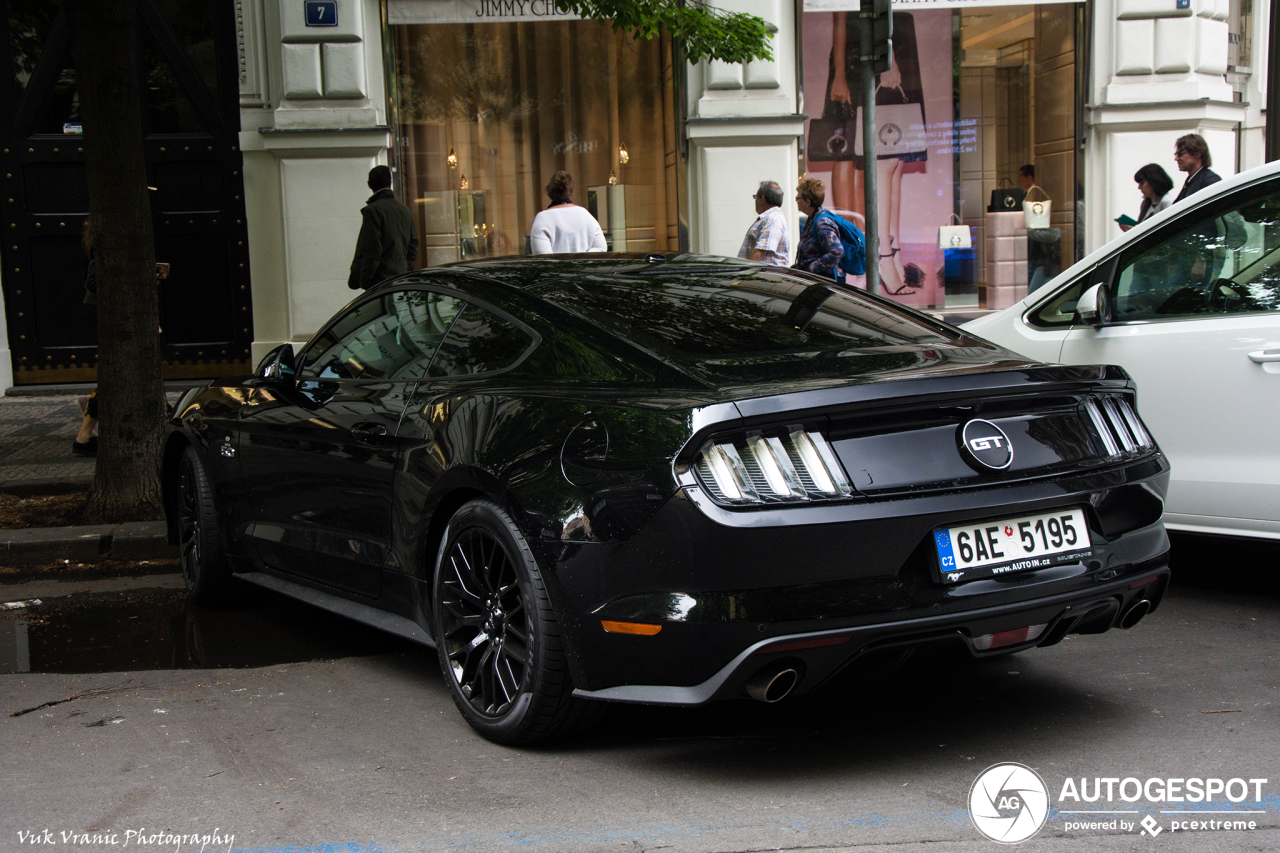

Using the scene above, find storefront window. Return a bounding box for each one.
[388,4,683,265]
[802,1,1081,311]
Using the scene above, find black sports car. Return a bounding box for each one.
[163,253,1171,744]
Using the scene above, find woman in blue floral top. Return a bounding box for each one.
[792,177,844,279]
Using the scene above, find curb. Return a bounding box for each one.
[0,521,176,565]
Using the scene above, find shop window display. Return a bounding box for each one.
[802,2,1080,311]
[389,13,683,266]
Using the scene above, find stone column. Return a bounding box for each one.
[1085,0,1259,253]
[236,0,390,364]
[686,0,804,261]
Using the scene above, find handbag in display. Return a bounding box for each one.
[1023,185,1052,229]
[938,213,972,250]
[807,104,855,163]
[854,88,927,158]
[988,177,1025,213]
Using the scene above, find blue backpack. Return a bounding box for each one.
[816,210,866,278]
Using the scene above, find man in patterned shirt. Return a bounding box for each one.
[738,181,790,265]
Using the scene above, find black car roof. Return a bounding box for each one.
[441,252,754,289]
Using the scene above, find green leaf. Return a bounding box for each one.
[552,0,774,64]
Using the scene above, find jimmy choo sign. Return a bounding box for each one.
[388,0,580,24]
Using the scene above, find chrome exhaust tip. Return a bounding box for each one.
[1119,599,1151,629]
[746,662,800,703]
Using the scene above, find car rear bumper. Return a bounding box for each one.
[573,566,1169,706]
[543,455,1170,699]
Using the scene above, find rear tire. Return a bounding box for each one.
[176,446,231,605]
[432,498,597,744]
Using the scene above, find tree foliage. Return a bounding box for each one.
[553,0,774,64]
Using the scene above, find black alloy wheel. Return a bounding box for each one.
[432,499,596,743]
[176,446,231,605]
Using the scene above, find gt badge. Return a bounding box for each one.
[960,419,1013,470]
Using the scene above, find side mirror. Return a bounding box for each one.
[252,344,296,387]
[1077,282,1111,329]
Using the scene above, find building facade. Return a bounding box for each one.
[0,0,1270,389]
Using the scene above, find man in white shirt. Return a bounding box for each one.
[738,181,790,265]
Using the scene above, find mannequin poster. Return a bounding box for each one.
[802,9,957,306]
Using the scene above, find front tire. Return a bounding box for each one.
[432,499,595,744]
[177,446,231,605]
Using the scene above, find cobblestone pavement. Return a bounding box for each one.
[0,395,93,487]
[0,391,186,489]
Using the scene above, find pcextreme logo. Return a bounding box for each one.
[968,766,1270,844]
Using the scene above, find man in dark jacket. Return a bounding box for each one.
[348,165,418,290]
[1173,134,1221,202]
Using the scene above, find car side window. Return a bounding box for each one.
[427,304,534,379]
[1109,185,1280,322]
[300,289,464,380]
[1027,278,1087,329]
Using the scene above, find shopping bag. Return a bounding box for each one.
[1023,185,1052,229]
[807,114,853,162]
[989,177,1025,213]
[938,213,972,250]
[854,101,927,158]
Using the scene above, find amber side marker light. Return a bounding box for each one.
[601,620,663,635]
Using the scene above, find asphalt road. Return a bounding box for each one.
[1,535,1277,853]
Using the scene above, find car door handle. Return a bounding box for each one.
[351,422,388,444]
[1248,349,1280,364]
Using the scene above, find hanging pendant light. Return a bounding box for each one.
[447,147,458,168]
[608,170,618,186]
[460,173,469,189]
[618,143,629,165]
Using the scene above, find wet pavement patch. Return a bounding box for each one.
[0,586,416,674]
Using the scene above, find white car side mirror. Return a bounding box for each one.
[1077,282,1110,329]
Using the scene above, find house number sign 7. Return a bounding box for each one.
[305,0,339,26]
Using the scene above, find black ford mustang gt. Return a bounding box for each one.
[162,253,1171,743]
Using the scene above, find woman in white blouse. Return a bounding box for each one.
[529,171,607,254]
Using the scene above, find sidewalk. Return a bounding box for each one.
[0,388,186,565]
[0,394,94,491]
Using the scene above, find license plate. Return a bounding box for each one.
[933,508,1093,585]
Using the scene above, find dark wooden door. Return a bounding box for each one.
[1,0,251,384]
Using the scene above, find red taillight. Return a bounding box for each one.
[972,623,1047,651]
[1129,575,1160,589]
[758,635,851,654]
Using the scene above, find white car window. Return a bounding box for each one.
[1111,186,1280,323]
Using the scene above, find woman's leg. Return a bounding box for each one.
[877,158,905,292]
[888,156,904,248]
[832,160,865,218]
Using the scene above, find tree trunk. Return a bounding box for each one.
[65,0,166,522]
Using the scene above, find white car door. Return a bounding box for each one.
[1060,182,1280,538]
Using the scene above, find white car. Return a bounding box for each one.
[965,161,1280,541]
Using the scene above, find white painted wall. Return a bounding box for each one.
[237,0,392,365]
[1084,0,1257,256]
[0,270,11,392]
[685,0,803,262]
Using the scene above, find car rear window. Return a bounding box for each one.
[534,271,950,360]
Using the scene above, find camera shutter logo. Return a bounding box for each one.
[969,763,1050,844]
[961,419,1014,470]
